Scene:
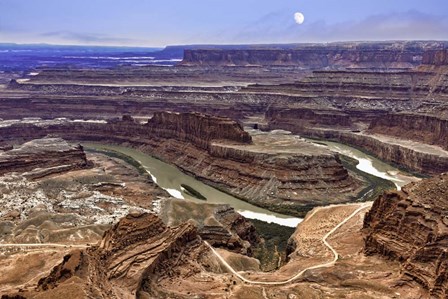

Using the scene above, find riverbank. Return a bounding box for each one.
[339,155,396,202]
[306,138,422,188]
[83,143,304,227]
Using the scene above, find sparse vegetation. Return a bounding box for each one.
[339,154,396,202]
[250,219,296,272]
[180,184,207,200]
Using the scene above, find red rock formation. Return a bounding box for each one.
[145,111,252,149]
[25,212,204,298]
[368,113,448,150]
[0,113,361,217]
[422,49,448,66]
[364,174,448,298]
[214,205,259,247]
[0,138,90,178]
[260,47,448,174]
[273,126,448,175]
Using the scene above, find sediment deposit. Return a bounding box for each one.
[0,142,168,246]
[364,173,448,298]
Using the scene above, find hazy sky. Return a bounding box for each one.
[1,0,448,46]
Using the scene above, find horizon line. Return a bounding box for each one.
[1,39,448,49]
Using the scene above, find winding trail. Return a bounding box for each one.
[205,202,372,286]
[0,243,88,249]
[0,203,370,287]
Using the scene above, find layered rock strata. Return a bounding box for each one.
[0,138,90,178]
[198,208,259,255]
[368,113,448,150]
[268,125,448,175]
[145,111,252,149]
[1,48,447,125]
[20,212,204,298]
[0,112,361,216]
[181,41,446,68]
[262,49,448,174]
[160,199,260,255]
[364,174,448,298]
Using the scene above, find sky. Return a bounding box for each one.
[1,0,448,47]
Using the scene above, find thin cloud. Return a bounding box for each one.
[40,31,137,44]
[232,10,448,43]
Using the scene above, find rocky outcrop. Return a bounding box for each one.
[364,174,448,298]
[200,205,260,254]
[27,212,204,298]
[181,41,447,68]
[422,49,448,66]
[0,138,90,178]
[368,113,448,150]
[0,113,362,217]
[271,126,448,175]
[214,205,259,247]
[160,199,260,255]
[145,111,252,149]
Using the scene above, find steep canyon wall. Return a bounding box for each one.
[0,113,360,216]
[364,174,448,298]
[181,41,447,68]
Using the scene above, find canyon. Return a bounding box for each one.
[0,112,363,217]
[0,47,447,177]
[3,192,432,299]
[1,41,448,298]
[260,49,448,174]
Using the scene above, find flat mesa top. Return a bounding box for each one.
[213,129,333,156]
[0,138,78,158]
[368,133,448,157]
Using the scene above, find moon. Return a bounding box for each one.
[294,12,305,25]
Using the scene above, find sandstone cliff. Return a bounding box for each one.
[261,48,448,175]
[0,138,90,178]
[368,113,448,150]
[181,41,447,68]
[7,212,204,298]
[271,124,448,175]
[160,199,260,255]
[145,111,252,149]
[364,174,448,298]
[0,113,361,217]
[422,49,448,66]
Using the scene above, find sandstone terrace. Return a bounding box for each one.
[0,112,363,217]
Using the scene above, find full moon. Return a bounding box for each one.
[294,12,305,25]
